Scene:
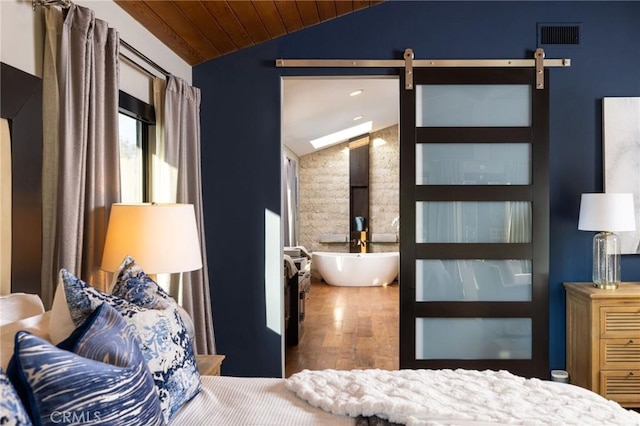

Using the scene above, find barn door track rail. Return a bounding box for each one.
[276,48,571,90]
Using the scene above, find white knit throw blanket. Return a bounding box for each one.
[285,369,640,426]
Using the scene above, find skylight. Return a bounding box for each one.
[309,121,373,150]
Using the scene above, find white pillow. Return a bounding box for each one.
[49,282,75,344]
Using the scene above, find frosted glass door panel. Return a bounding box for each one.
[416,259,532,302]
[416,85,531,127]
[416,318,532,360]
[416,143,531,185]
[416,202,531,243]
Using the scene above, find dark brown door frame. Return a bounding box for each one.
[399,67,550,378]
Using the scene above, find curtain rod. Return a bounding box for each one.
[120,39,171,79]
[32,0,70,10]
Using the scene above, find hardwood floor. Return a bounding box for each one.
[285,279,399,377]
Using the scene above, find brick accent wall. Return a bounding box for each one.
[299,125,399,277]
[299,140,350,257]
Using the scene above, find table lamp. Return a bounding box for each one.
[101,203,202,275]
[578,193,636,289]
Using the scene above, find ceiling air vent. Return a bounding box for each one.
[538,23,581,46]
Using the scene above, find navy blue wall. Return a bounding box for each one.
[195,1,640,377]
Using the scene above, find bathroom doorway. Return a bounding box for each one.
[281,76,400,375]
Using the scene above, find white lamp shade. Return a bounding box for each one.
[101,203,203,274]
[578,193,636,232]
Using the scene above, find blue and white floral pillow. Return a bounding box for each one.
[54,269,201,423]
[7,303,164,426]
[108,256,173,309]
[0,367,32,426]
[110,256,195,340]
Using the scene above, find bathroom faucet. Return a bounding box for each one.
[352,231,367,253]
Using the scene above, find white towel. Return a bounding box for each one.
[284,246,312,259]
[294,245,312,259]
[284,247,302,257]
[283,255,298,279]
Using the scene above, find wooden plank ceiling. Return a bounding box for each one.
[115,1,384,66]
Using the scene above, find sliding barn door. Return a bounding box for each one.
[399,67,549,378]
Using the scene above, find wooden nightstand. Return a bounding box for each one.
[195,354,225,376]
[564,282,640,408]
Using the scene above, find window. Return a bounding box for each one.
[118,114,144,202]
[118,91,155,203]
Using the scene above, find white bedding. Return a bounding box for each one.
[171,375,354,425]
[3,314,640,426]
[1,313,353,426]
[285,368,640,426]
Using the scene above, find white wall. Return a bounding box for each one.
[0,0,191,103]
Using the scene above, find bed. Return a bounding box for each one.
[2,311,639,426]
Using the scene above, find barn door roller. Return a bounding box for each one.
[276,48,570,90]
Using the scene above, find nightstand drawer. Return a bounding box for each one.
[600,338,640,369]
[600,371,640,407]
[600,306,640,338]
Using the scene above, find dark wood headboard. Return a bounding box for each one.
[1,62,43,296]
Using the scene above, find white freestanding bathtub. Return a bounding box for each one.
[313,251,399,287]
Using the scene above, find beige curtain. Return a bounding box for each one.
[163,76,216,355]
[42,4,120,304]
[151,77,173,203]
[42,6,62,307]
[0,119,11,295]
[151,77,179,298]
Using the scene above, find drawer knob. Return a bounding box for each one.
[630,372,635,376]
[630,339,634,344]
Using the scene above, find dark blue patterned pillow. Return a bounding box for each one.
[53,269,200,423]
[0,367,32,425]
[7,303,164,426]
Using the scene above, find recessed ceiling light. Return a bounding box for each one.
[310,121,373,150]
[349,89,363,97]
[353,116,363,121]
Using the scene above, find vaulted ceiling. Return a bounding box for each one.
[115,1,384,66]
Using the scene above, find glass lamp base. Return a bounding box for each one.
[592,231,621,290]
